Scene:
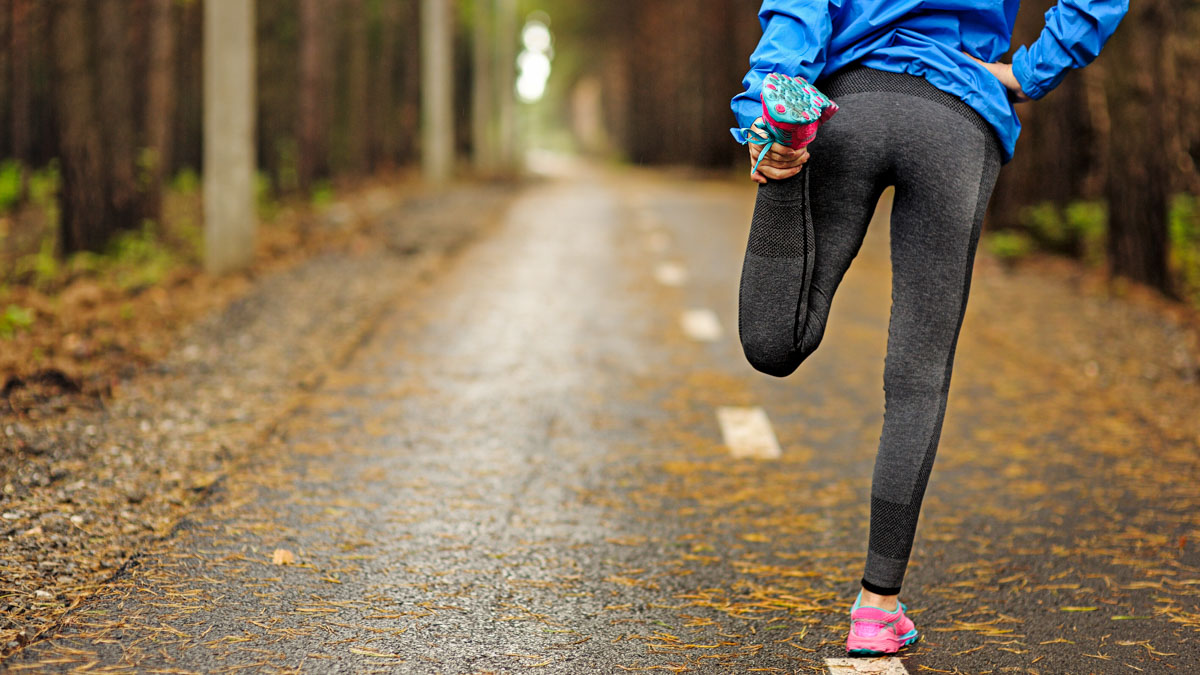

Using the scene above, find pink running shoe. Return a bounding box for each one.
[846,592,920,656]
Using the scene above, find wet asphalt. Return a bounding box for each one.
[9,168,1199,673]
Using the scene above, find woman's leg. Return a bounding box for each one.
[861,95,1002,597]
[738,97,888,377]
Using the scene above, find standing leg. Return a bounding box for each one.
[861,104,1002,597]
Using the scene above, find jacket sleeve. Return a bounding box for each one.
[731,0,834,130]
[1010,0,1128,100]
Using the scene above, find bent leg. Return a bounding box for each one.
[737,100,886,377]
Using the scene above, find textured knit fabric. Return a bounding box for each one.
[737,68,1002,594]
[729,0,1128,162]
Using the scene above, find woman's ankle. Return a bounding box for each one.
[859,587,900,612]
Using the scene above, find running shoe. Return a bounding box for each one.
[846,592,920,656]
[731,73,839,175]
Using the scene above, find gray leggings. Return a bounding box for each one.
[738,68,1001,595]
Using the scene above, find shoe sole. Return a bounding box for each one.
[846,631,920,656]
[761,73,834,149]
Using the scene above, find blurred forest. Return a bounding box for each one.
[0,0,423,258]
[549,0,1200,304]
[1,0,1199,301]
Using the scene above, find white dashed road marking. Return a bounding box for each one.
[716,407,781,459]
[654,262,689,287]
[825,657,909,674]
[681,309,723,342]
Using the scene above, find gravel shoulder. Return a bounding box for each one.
[0,180,519,656]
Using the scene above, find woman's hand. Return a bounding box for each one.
[748,117,809,184]
[965,54,1031,102]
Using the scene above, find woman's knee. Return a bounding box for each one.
[740,328,820,377]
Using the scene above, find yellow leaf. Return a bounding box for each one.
[271,548,296,565]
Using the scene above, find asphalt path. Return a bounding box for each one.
[10,168,1199,673]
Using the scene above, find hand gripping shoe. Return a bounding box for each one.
[731,73,839,176]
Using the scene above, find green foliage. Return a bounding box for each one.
[985,230,1034,263]
[1063,201,1107,266]
[256,171,281,222]
[172,168,201,196]
[0,304,35,340]
[1018,200,1107,264]
[310,180,335,208]
[28,162,60,210]
[13,236,61,289]
[0,161,61,218]
[273,139,300,195]
[137,147,160,190]
[1169,194,1200,305]
[0,161,22,213]
[103,221,178,291]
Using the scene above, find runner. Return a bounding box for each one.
[730,0,1128,656]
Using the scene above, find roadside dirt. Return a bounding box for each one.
[0,177,520,655]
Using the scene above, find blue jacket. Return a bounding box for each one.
[732,0,1128,162]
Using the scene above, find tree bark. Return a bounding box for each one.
[471,0,494,172]
[204,0,257,274]
[9,0,32,175]
[421,0,453,182]
[493,0,516,172]
[373,0,399,168]
[397,0,421,162]
[298,0,329,192]
[344,0,370,174]
[1105,0,1171,292]
[145,0,177,220]
[96,0,143,230]
[53,0,108,253]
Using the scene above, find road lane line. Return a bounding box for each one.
[716,407,781,459]
[654,262,688,287]
[681,309,722,342]
[825,657,909,674]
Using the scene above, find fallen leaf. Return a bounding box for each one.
[271,548,296,565]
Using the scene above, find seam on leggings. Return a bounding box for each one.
[792,167,816,348]
[820,67,1000,151]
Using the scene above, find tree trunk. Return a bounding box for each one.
[493,0,516,172]
[471,0,494,172]
[96,0,143,230]
[53,1,108,253]
[0,2,9,160]
[421,0,453,182]
[145,0,177,220]
[1105,0,1171,293]
[9,0,32,188]
[203,0,257,274]
[298,0,329,192]
[397,0,421,162]
[344,0,370,174]
[373,0,399,168]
